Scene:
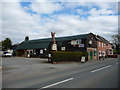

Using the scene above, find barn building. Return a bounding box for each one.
[16,33,112,60]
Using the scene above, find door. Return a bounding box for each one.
[90,51,93,60]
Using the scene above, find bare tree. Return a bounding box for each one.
[112,34,120,54]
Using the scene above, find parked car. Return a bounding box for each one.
[2,51,12,57]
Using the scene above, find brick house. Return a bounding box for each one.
[96,35,113,59]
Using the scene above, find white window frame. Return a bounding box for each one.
[102,43,103,47]
[99,42,101,47]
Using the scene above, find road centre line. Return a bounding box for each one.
[91,65,111,73]
[41,78,74,89]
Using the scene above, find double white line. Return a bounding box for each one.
[91,65,111,73]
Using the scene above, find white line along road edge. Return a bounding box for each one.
[91,65,111,73]
[42,78,74,89]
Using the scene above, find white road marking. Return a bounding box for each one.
[42,78,73,89]
[116,62,120,64]
[91,65,111,73]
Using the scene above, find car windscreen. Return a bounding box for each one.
[4,52,9,54]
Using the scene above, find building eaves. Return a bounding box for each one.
[17,33,90,50]
[96,35,110,43]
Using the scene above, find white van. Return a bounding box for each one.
[2,51,12,57]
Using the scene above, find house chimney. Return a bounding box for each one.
[25,36,29,41]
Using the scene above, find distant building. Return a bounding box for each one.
[12,43,20,56]
[16,33,112,60]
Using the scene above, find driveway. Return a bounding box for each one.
[2,57,80,80]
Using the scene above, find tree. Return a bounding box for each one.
[2,38,12,51]
[111,34,120,54]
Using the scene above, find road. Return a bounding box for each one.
[2,57,119,89]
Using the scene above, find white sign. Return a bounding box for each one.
[79,44,84,47]
[48,54,51,58]
[40,50,43,54]
[52,44,57,50]
[81,57,86,62]
[61,47,66,51]
[71,39,81,45]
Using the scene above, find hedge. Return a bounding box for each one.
[107,54,117,58]
[113,49,120,54]
[50,51,88,62]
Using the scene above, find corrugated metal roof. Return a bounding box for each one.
[17,33,89,50]
[96,35,110,43]
[17,42,50,49]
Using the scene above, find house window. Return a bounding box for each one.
[109,50,113,55]
[77,39,82,44]
[102,43,103,47]
[30,51,32,54]
[40,50,43,54]
[89,40,92,44]
[99,51,101,56]
[104,43,106,47]
[102,51,105,56]
[106,50,108,55]
[99,42,100,47]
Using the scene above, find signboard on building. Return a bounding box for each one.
[79,44,84,47]
[61,47,66,51]
[71,39,81,45]
[52,44,57,51]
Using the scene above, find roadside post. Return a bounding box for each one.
[48,53,51,63]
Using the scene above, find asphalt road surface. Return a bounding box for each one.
[2,57,119,89]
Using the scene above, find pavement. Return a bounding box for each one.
[1,57,119,89]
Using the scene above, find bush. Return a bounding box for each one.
[113,49,120,54]
[51,51,88,62]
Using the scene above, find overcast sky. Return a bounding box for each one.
[1,0,119,44]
